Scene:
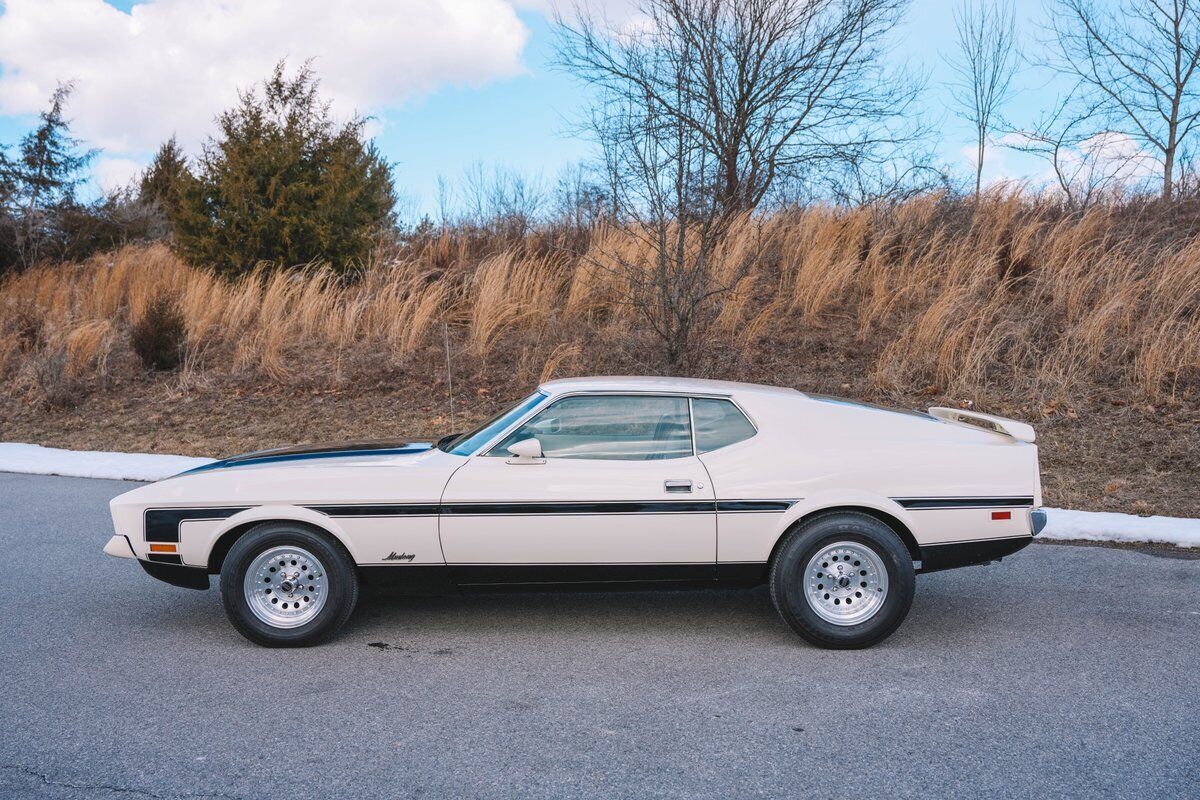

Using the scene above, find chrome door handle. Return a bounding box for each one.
[664,479,693,493]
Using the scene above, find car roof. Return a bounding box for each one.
[538,375,804,399]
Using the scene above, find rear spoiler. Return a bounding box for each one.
[928,407,1036,443]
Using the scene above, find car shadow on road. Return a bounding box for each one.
[339,574,1025,650]
[354,585,786,636]
[115,563,1036,652]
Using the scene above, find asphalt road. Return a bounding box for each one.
[1,472,1197,799]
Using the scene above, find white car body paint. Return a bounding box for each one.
[106,376,1044,587]
[441,454,717,565]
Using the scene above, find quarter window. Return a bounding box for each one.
[490,395,693,460]
[692,398,756,453]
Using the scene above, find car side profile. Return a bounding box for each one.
[104,376,1046,649]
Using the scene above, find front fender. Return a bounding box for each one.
[180,505,354,569]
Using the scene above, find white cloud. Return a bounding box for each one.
[0,0,530,156]
[998,130,1160,198]
[92,156,144,192]
[1058,131,1159,187]
[515,1,641,21]
[959,138,1023,187]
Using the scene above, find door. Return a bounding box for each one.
[439,394,716,584]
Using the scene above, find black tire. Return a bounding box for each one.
[219,522,359,647]
[769,511,915,649]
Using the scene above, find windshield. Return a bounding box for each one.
[440,391,547,456]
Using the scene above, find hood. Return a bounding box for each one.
[176,439,435,476]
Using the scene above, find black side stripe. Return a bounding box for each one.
[145,507,251,543]
[313,500,797,517]
[144,498,798,535]
[716,500,796,512]
[442,501,716,515]
[894,497,1034,510]
[306,504,440,517]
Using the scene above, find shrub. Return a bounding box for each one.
[29,347,84,410]
[169,61,396,277]
[10,305,44,351]
[130,293,186,371]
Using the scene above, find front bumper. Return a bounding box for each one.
[103,535,136,559]
[107,533,209,589]
[138,559,210,590]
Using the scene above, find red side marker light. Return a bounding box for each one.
[991,511,1011,521]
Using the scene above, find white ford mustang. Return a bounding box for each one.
[105,376,1046,648]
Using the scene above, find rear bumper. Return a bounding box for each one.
[1030,508,1048,536]
[918,535,1034,573]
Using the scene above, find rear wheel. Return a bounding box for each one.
[220,522,359,647]
[769,512,915,649]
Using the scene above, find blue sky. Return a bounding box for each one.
[0,0,1087,215]
[379,1,1069,214]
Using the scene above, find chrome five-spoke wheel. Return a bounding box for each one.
[804,540,889,626]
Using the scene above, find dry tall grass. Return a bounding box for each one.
[1,193,1197,406]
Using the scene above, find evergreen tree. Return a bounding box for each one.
[138,136,190,215]
[5,84,96,267]
[170,61,396,276]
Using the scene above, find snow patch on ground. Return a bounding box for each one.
[0,443,1197,547]
[0,443,214,482]
[1042,507,1200,549]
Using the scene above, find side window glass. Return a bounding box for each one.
[692,398,756,453]
[491,395,693,460]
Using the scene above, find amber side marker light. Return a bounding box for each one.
[148,543,178,553]
[991,511,1012,521]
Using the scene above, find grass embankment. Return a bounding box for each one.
[1,194,1197,515]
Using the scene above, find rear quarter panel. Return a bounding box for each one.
[705,392,1040,563]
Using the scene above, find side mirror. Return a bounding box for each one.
[505,438,544,464]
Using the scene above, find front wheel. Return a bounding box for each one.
[220,522,359,647]
[769,512,915,649]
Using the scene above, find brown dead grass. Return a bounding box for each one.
[2,193,1197,403]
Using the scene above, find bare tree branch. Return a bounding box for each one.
[946,0,1019,196]
[555,0,921,213]
[1046,0,1200,199]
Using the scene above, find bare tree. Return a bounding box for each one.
[1048,0,1200,200]
[947,0,1019,196]
[555,0,922,215]
[822,145,950,205]
[441,163,546,237]
[589,77,761,368]
[550,162,610,229]
[436,175,452,229]
[553,0,922,365]
[1003,90,1150,208]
